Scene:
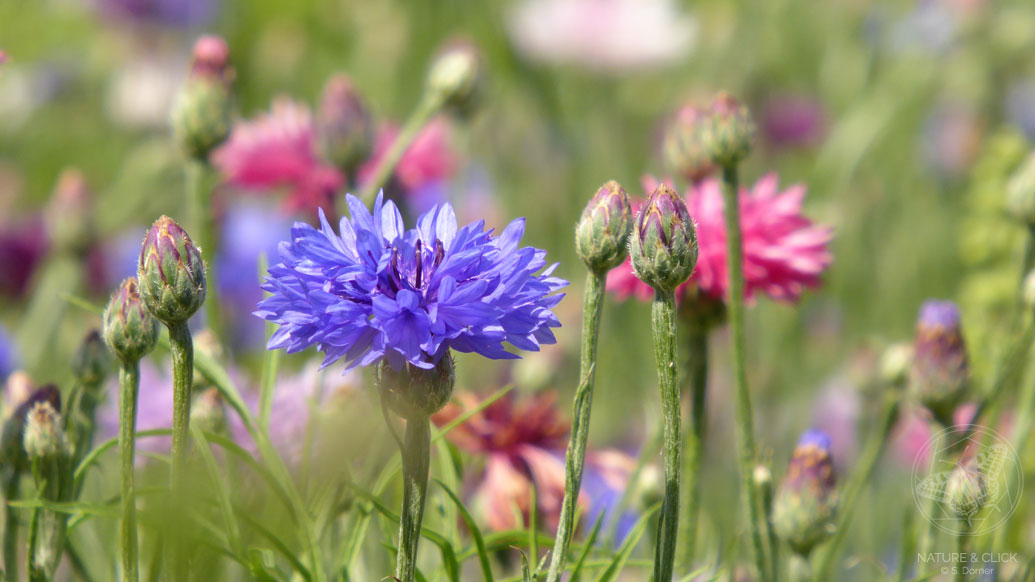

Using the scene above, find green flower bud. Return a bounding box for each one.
[138,216,207,325]
[662,103,716,182]
[103,277,159,363]
[702,92,756,167]
[425,40,484,117]
[575,180,634,272]
[71,330,111,388]
[1006,152,1035,226]
[23,400,69,461]
[171,36,234,161]
[44,169,94,256]
[1,385,60,472]
[191,388,227,435]
[945,463,985,524]
[317,74,375,175]
[378,355,455,419]
[773,430,838,556]
[630,184,698,293]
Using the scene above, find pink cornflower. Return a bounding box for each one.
[432,390,634,534]
[607,173,833,304]
[213,99,457,214]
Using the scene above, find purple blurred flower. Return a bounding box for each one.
[506,0,696,73]
[432,390,635,537]
[810,377,860,471]
[760,95,826,149]
[911,300,969,424]
[921,102,983,179]
[0,215,48,298]
[94,0,218,29]
[0,324,17,381]
[256,193,567,370]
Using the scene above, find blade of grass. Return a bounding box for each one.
[594,502,661,582]
[435,478,493,582]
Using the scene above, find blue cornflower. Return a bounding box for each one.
[255,193,567,370]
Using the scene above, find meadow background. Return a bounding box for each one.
[1,0,1034,580]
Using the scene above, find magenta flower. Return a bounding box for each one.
[432,390,635,535]
[607,173,833,304]
[213,99,344,213]
[213,99,457,214]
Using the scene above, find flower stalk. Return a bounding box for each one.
[356,97,440,207]
[720,163,770,582]
[118,362,141,582]
[396,414,431,582]
[651,290,682,582]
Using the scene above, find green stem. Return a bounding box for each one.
[677,319,708,569]
[186,160,222,340]
[719,164,769,582]
[4,472,19,581]
[545,270,607,582]
[916,421,944,579]
[167,321,194,582]
[355,96,442,208]
[119,362,140,582]
[650,291,681,582]
[396,415,431,582]
[814,391,900,579]
[955,521,971,582]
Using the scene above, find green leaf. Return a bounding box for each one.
[190,426,244,561]
[434,478,493,582]
[569,512,605,582]
[594,502,660,582]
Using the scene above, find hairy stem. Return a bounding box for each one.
[650,291,681,582]
[545,270,607,582]
[720,164,770,582]
[167,321,194,582]
[678,319,708,569]
[356,96,441,207]
[396,415,431,582]
[119,362,140,582]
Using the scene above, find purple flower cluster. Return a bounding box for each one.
[256,193,567,370]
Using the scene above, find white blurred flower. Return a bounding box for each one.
[506,0,696,73]
[106,55,185,129]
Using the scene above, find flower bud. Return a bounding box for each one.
[71,330,111,388]
[23,400,69,461]
[137,217,207,325]
[1,385,61,471]
[191,388,227,435]
[662,103,716,182]
[630,184,698,293]
[575,181,634,272]
[378,355,455,419]
[879,342,913,389]
[44,169,94,256]
[171,36,234,161]
[1006,152,1035,226]
[701,92,756,167]
[910,301,969,426]
[317,74,375,175]
[945,462,985,524]
[103,277,159,363]
[773,429,838,556]
[425,40,484,117]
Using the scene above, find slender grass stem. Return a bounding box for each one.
[119,362,140,582]
[167,321,194,582]
[650,290,681,582]
[186,160,222,339]
[356,96,442,208]
[719,164,769,582]
[916,420,944,579]
[396,415,431,582]
[678,319,708,569]
[545,270,607,582]
[4,473,19,581]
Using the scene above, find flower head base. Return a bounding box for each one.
[910,300,969,426]
[104,277,159,363]
[575,180,634,272]
[256,193,567,371]
[772,429,838,556]
[138,217,207,325]
[317,75,376,175]
[701,92,755,167]
[72,330,111,388]
[630,184,698,293]
[426,40,484,117]
[662,103,715,182]
[608,174,833,304]
[171,35,234,160]
[378,355,455,419]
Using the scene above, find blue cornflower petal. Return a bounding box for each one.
[255,195,567,370]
